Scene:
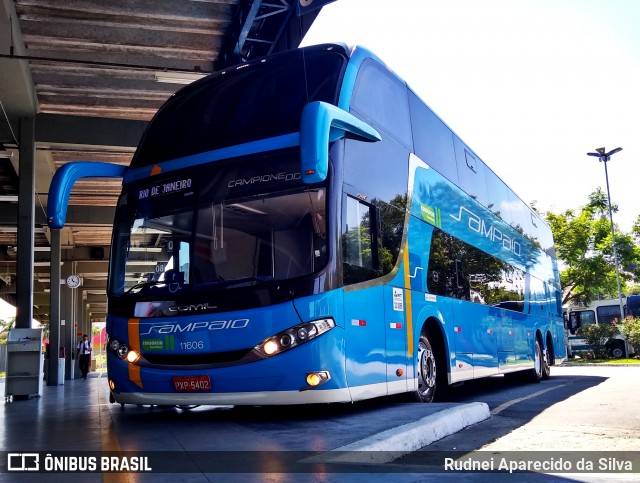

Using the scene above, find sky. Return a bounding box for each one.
[0,298,15,321]
[301,0,640,233]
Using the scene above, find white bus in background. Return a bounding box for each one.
[566,297,635,358]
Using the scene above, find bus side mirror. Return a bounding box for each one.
[47,161,126,229]
[300,101,381,184]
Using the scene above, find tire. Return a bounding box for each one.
[528,338,543,383]
[413,332,446,402]
[541,344,551,380]
[607,340,625,359]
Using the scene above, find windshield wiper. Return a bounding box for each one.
[199,275,276,289]
[226,275,276,287]
[125,279,175,294]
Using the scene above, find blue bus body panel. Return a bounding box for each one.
[411,165,534,272]
[123,133,300,183]
[403,161,564,377]
[106,330,348,403]
[107,294,352,403]
[343,285,387,397]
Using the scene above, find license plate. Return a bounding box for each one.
[172,375,212,392]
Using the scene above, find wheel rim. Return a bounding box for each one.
[534,341,542,377]
[542,347,551,377]
[417,341,436,400]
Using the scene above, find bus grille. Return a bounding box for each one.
[142,348,254,368]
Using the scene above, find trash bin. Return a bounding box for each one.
[57,357,65,385]
[5,328,44,399]
[57,346,65,385]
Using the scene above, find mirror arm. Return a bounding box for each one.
[300,101,381,184]
[47,161,126,229]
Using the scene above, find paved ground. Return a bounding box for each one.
[0,373,489,482]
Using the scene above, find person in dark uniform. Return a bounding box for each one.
[76,334,92,379]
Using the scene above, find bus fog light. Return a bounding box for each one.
[109,379,116,390]
[109,339,120,351]
[305,371,330,388]
[126,350,140,363]
[306,373,321,386]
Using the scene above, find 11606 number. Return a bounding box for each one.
[180,340,204,350]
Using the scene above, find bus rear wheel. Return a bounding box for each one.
[529,338,543,383]
[542,346,551,380]
[414,333,439,403]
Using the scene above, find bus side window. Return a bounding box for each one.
[342,195,380,285]
[453,259,470,301]
[350,58,412,149]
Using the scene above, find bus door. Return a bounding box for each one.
[567,309,595,352]
[495,306,515,372]
[453,258,499,379]
[384,285,409,394]
[343,286,387,399]
[342,195,388,400]
[449,258,476,381]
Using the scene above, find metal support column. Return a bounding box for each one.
[60,258,74,379]
[15,116,35,329]
[47,228,61,385]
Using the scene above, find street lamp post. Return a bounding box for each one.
[587,147,624,325]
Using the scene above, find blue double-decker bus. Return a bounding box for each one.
[48,43,566,406]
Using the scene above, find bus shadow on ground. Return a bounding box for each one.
[393,371,608,470]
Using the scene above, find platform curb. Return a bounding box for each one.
[303,402,490,464]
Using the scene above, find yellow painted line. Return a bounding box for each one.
[127,318,143,388]
[402,240,414,357]
[491,383,567,416]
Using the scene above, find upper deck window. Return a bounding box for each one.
[350,58,412,149]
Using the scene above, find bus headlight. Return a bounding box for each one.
[254,318,335,358]
[117,344,129,359]
[109,338,141,363]
[262,340,279,356]
[126,350,141,363]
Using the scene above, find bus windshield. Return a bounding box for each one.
[130,45,347,168]
[109,159,328,297]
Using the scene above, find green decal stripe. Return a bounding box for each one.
[164,335,175,350]
[420,204,443,228]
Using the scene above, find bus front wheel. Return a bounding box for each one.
[414,333,440,403]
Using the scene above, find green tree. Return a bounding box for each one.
[545,188,640,307]
[620,318,640,348]
[0,316,16,344]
